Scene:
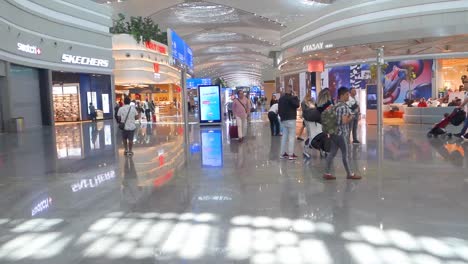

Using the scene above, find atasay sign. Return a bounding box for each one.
[61,54,109,68]
[302,42,334,53]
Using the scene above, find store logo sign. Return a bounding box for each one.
[302,42,334,53]
[17,43,41,55]
[61,54,109,68]
[153,63,160,73]
[145,41,167,54]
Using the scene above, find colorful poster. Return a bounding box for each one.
[328,66,350,98]
[198,85,221,123]
[382,60,433,104]
[325,60,433,104]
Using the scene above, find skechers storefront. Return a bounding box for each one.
[0,0,114,132]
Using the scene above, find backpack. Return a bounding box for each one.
[303,108,321,122]
[451,109,466,126]
[321,103,341,135]
[311,132,331,152]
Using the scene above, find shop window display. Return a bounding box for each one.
[53,72,112,122]
[53,84,81,122]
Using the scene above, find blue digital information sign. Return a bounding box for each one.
[169,29,193,71]
[198,85,222,124]
[187,78,212,89]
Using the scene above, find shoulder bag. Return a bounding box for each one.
[119,107,132,130]
[236,98,249,114]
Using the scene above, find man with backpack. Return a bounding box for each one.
[322,87,361,180]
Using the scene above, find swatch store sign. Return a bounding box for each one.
[61,54,109,68]
[17,42,42,55]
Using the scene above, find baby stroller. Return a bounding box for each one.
[427,108,466,138]
[309,132,331,158]
[304,122,330,158]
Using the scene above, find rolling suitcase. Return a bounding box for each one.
[229,124,239,139]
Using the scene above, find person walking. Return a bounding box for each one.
[117,97,140,156]
[232,90,251,142]
[114,103,120,121]
[323,87,361,180]
[317,88,334,112]
[454,85,468,139]
[278,85,300,160]
[301,92,322,158]
[149,100,156,122]
[143,99,151,122]
[226,95,234,121]
[268,103,280,136]
[270,94,279,107]
[347,88,360,144]
[89,103,97,122]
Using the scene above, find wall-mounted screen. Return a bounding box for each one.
[198,85,221,124]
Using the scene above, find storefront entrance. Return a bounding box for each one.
[52,72,112,122]
[53,84,81,122]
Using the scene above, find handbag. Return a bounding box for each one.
[119,106,132,130]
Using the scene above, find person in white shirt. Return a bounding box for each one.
[117,97,140,156]
[454,87,468,140]
[347,88,360,144]
[268,103,280,136]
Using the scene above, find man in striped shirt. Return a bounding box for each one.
[323,87,361,180]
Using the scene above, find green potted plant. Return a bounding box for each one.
[111,14,169,46]
[214,77,228,88]
[369,63,388,85]
[110,13,127,34]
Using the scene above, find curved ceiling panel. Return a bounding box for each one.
[97,0,336,85]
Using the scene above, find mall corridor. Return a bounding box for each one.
[0,118,467,264]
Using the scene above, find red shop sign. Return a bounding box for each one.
[153,63,160,73]
[145,41,167,55]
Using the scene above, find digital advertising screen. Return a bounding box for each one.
[367,84,377,110]
[198,85,222,124]
[201,128,223,168]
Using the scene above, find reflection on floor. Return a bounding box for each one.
[0,116,467,264]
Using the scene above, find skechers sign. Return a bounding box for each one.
[17,43,41,55]
[61,54,109,68]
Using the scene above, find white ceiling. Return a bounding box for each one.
[95,0,337,86]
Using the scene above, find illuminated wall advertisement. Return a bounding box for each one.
[201,129,223,168]
[102,94,110,113]
[198,85,222,124]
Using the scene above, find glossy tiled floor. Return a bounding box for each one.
[0,115,467,264]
